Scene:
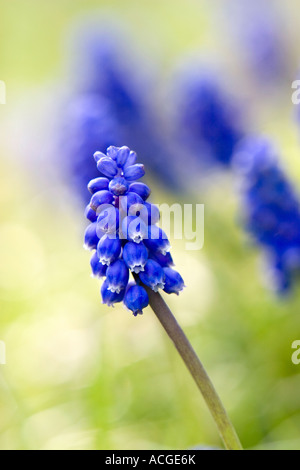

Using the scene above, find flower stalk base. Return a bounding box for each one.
[144,285,243,451]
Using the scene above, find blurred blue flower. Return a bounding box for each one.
[84,146,185,316]
[173,66,244,167]
[60,25,182,201]
[60,94,122,202]
[234,137,300,294]
[75,29,146,125]
[225,0,289,85]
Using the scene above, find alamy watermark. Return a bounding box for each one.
[0,341,6,365]
[0,80,6,104]
[291,340,300,365]
[92,198,204,251]
[155,203,204,251]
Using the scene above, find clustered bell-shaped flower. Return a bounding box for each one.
[234,137,300,294]
[84,146,185,316]
[60,94,121,203]
[60,27,182,205]
[174,67,244,167]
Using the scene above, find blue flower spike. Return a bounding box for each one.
[84,146,242,451]
[174,66,244,167]
[84,146,185,315]
[234,136,300,295]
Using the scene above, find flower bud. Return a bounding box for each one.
[101,279,125,306]
[85,204,97,223]
[163,268,185,295]
[90,190,114,211]
[108,177,129,196]
[139,259,165,292]
[123,150,137,169]
[116,146,130,168]
[123,164,145,181]
[144,225,171,256]
[97,156,118,178]
[123,241,148,273]
[97,234,122,266]
[106,259,129,294]
[90,251,108,278]
[129,182,151,200]
[124,284,149,316]
[84,222,100,250]
[87,177,109,194]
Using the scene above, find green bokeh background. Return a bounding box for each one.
[1,0,300,450]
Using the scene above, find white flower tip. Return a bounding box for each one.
[132,265,145,274]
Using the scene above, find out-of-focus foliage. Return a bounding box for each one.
[1,0,300,451]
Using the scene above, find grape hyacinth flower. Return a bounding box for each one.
[234,137,300,294]
[84,145,184,317]
[76,27,183,189]
[60,25,183,204]
[83,145,242,450]
[60,94,121,203]
[173,66,244,167]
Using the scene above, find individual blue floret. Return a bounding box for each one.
[97,234,122,266]
[90,251,108,279]
[139,260,166,293]
[163,268,185,295]
[106,259,129,294]
[123,242,148,274]
[101,278,125,307]
[124,284,149,316]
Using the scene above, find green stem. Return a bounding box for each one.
[144,285,243,451]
